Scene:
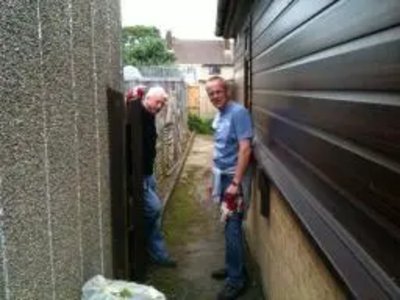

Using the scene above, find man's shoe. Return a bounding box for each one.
[150,257,177,268]
[217,284,245,300]
[211,268,226,280]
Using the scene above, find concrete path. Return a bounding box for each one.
[146,135,264,300]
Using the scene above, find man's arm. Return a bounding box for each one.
[234,139,252,184]
[225,139,252,196]
[226,105,253,196]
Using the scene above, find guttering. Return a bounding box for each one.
[215,0,241,38]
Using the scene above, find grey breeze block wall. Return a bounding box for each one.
[0,0,122,299]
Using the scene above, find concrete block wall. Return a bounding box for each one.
[0,0,121,299]
[245,175,347,300]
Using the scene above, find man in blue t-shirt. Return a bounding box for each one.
[206,76,253,300]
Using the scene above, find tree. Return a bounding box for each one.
[122,25,175,66]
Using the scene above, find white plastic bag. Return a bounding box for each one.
[82,275,166,300]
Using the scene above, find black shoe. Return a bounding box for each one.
[217,284,246,300]
[211,268,226,280]
[150,257,177,268]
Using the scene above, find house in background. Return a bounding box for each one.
[166,32,234,118]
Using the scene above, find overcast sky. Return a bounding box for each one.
[120,0,219,39]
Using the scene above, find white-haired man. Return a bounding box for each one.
[126,86,177,268]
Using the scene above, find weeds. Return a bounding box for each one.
[187,114,214,135]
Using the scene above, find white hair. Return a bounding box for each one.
[145,86,168,100]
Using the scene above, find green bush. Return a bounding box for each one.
[188,114,214,135]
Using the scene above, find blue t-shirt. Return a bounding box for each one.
[212,101,253,170]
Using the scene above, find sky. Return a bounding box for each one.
[120,0,219,40]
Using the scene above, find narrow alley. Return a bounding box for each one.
[146,135,264,299]
[1,0,398,298]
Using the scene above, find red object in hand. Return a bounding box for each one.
[223,193,238,211]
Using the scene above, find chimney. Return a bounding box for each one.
[224,38,233,62]
[224,38,231,50]
[166,30,173,50]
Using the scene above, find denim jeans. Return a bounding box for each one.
[220,174,246,288]
[143,175,170,261]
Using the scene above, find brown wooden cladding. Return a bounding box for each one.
[253,27,400,91]
[231,0,400,298]
[253,105,400,273]
[253,91,400,165]
[252,0,336,57]
[252,0,400,73]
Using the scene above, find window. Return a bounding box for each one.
[208,65,221,75]
[258,168,270,218]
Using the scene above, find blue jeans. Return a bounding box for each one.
[221,175,246,288]
[143,175,170,261]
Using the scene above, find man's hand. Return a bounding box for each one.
[125,85,147,103]
[225,183,239,197]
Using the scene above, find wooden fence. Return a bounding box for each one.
[187,83,217,119]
